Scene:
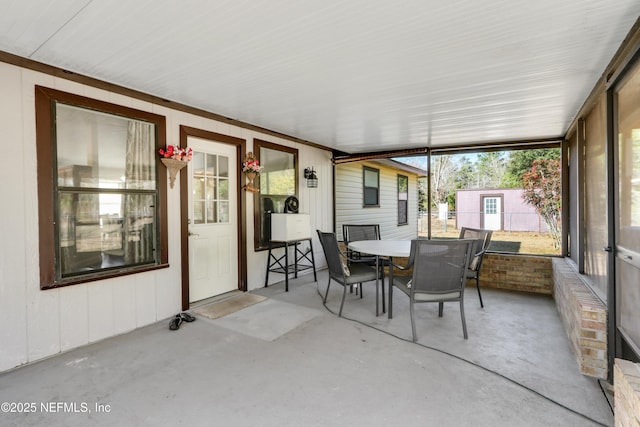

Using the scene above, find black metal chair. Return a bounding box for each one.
[342,224,385,302]
[316,230,381,316]
[458,227,493,307]
[390,239,475,341]
[342,224,381,261]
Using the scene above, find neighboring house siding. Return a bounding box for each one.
[335,161,419,241]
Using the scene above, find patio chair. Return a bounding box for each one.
[390,239,475,341]
[316,230,381,317]
[342,224,384,301]
[458,227,493,308]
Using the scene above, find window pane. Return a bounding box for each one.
[192,152,204,173]
[56,104,156,190]
[58,191,156,276]
[219,156,229,178]
[193,177,204,200]
[399,200,408,224]
[398,175,408,193]
[206,201,216,223]
[364,187,378,205]
[219,201,230,223]
[219,178,229,200]
[364,169,378,187]
[206,154,216,176]
[206,178,216,201]
[259,147,296,195]
[194,201,205,224]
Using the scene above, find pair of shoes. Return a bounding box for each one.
[180,312,196,322]
[169,314,183,331]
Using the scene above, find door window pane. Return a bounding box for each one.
[191,152,230,224]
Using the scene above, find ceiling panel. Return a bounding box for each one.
[1,0,639,153]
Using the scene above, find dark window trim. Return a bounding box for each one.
[252,139,299,251]
[363,166,380,207]
[397,174,409,225]
[35,85,168,289]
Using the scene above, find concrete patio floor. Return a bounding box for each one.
[0,269,614,426]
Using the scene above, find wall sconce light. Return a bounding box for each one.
[304,167,318,188]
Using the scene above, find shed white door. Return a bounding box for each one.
[187,137,238,303]
[482,196,502,230]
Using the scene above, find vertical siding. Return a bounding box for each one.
[0,60,333,372]
[335,161,419,241]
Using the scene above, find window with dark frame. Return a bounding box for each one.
[398,174,408,225]
[363,166,380,206]
[35,86,168,289]
[253,139,298,250]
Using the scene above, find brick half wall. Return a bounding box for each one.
[480,253,553,294]
[615,359,640,427]
[552,258,608,379]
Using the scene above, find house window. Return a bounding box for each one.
[36,86,168,289]
[363,166,380,206]
[398,175,409,225]
[253,139,298,250]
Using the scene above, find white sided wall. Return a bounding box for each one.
[335,160,420,241]
[0,61,332,372]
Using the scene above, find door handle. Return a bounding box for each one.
[189,232,199,237]
[603,246,612,252]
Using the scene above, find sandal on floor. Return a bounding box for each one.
[180,312,196,322]
[169,314,183,330]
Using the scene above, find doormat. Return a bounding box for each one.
[193,293,267,320]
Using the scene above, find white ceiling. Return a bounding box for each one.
[1,0,639,153]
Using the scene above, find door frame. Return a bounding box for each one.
[480,193,503,230]
[179,126,247,310]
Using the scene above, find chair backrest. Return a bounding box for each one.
[316,230,347,279]
[342,224,381,244]
[409,239,475,294]
[458,227,493,272]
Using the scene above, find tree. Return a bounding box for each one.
[475,152,506,188]
[503,148,560,187]
[431,155,455,207]
[521,158,562,248]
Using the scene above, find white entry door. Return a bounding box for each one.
[482,196,502,231]
[187,136,238,303]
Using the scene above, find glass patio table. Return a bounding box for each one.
[347,240,411,318]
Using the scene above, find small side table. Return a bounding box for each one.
[265,237,317,292]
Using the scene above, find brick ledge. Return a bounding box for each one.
[552,258,607,379]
